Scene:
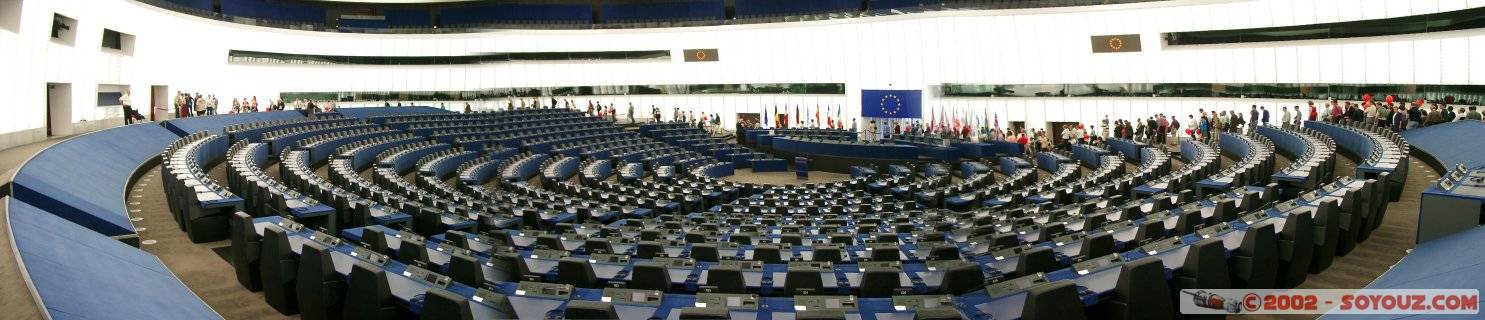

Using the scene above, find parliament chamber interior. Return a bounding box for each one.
[2,0,1485,319]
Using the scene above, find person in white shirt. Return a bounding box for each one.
[120,90,141,124]
[1280,106,1293,127]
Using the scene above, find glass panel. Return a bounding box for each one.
[228,50,670,65]
[280,83,847,101]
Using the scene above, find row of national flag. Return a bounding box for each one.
[762,103,845,129]
[760,103,1002,137]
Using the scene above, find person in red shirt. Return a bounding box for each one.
[1330,100,1344,122]
[1016,132,1030,156]
[1307,101,1319,121]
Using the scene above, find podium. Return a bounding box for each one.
[795,157,810,180]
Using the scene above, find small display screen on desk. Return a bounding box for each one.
[986,272,1048,298]
[695,293,757,308]
[516,281,574,299]
[404,265,451,288]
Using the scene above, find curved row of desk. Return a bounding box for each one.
[1196,132,1276,195]
[1104,138,1148,162]
[883,134,960,160]
[2,106,1416,320]
[228,167,1389,320]
[1404,122,1485,244]
[1135,140,1220,196]
[771,137,920,161]
[1255,125,1338,198]
[1304,120,1409,201]
[742,128,858,145]
[0,108,465,320]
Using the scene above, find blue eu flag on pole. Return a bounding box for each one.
[861,90,922,119]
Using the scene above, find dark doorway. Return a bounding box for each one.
[1008,121,1026,134]
[1047,121,1080,150]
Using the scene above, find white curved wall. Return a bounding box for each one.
[3,0,1485,148]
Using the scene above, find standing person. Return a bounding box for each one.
[1199,114,1212,144]
[172,92,183,118]
[1156,115,1169,144]
[1260,106,1270,126]
[1426,105,1444,126]
[120,90,138,124]
[1213,111,1226,135]
[1059,125,1073,150]
[1168,117,1180,147]
[186,93,198,117]
[1145,117,1157,143]
[1101,115,1110,138]
[1307,101,1319,122]
[1279,106,1292,127]
[1391,107,1407,131]
[1364,102,1379,124]
[1331,100,1345,122]
[1232,111,1243,133]
[1017,131,1030,156]
[178,92,189,118]
[192,94,203,116]
[251,96,259,113]
[1028,131,1040,154]
[1233,110,1246,133]
[1466,106,1482,121]
[627,103,634,122]
[1249,105,1259,128]
[1134,121,1147,143]
[1407,104,1423,129]
[1372,103,1384,126]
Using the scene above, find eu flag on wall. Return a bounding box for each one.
[861,89,922,119]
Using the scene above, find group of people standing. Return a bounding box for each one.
[1107,114,1181,146]
[173,92,220,118]
[1267,99,1482,133]
[494,97,727,132]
